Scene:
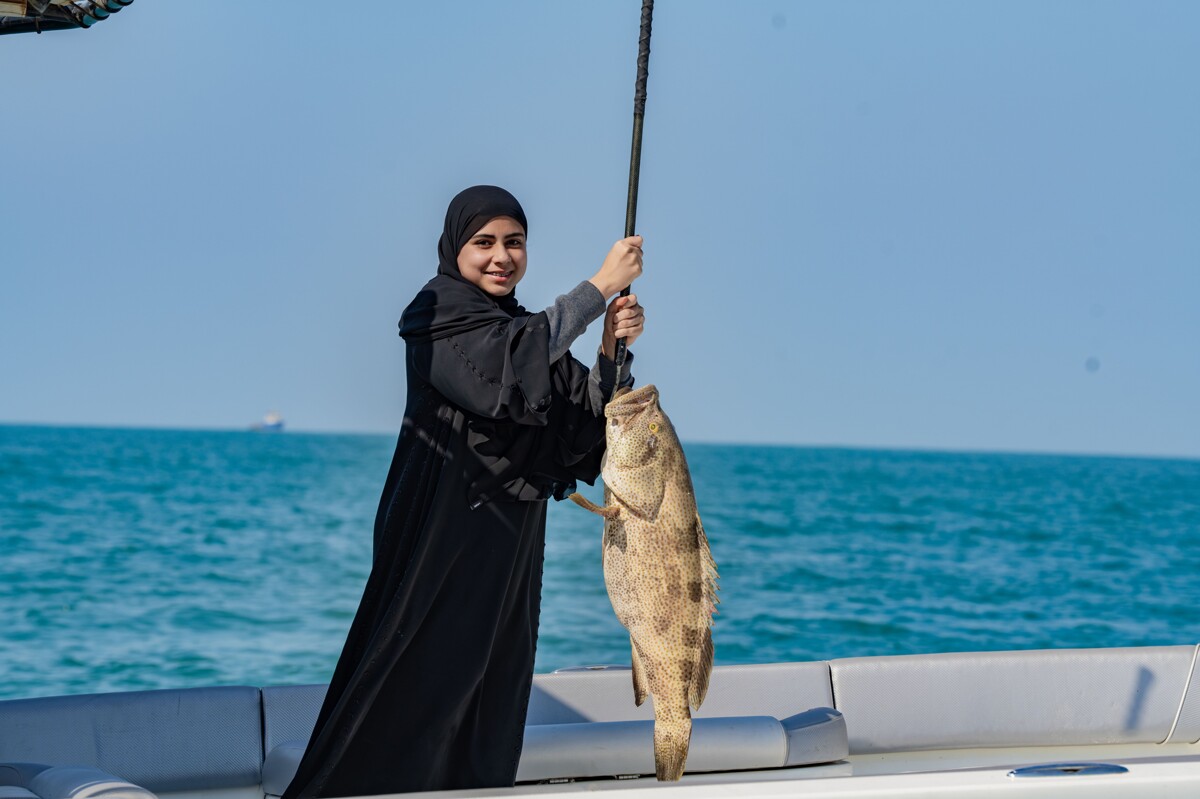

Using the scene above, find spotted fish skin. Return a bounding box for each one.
[569,384,718,781]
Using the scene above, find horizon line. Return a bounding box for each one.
[1,420,1197,465]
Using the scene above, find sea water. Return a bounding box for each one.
[2,424,1198,700]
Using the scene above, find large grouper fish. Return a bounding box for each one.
[569,384,719,781]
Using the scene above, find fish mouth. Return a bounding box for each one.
[606,383,658,417]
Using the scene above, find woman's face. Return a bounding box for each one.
[456,216,527,297]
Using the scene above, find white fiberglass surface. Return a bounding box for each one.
[340,751,1200,799]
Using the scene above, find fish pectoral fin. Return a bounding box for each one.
[568,492,619,519]
[630,637,649,707]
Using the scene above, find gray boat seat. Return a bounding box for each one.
[261,743,307,798]
[259,662,845,793]
[262,684,327,758]
[0,763,156,799]
[529,661,836,724]
[516,708,846,782]
[0,686,263,795]
[260,685,327,798]
[829,645,1199,754]
[261,710,847,792]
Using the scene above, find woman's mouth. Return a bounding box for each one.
[486,271,514,282]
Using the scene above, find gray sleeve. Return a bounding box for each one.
[544,281,607,363]
[588,348,635,412]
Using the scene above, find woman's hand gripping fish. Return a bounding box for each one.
[569,384,719,781]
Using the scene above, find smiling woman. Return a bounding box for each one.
[279,185,647,798]
[455,217,528,296]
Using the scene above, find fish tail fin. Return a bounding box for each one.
[631,637,650,706]
[688,627,715,710]
[653,713,692,781]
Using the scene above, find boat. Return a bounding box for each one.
[250,411,285,433]
[1,643,1198,798]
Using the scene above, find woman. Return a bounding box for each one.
[283,185,645,797]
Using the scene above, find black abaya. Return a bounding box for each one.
[282,187,618,798]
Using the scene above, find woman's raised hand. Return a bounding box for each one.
[601,294,645,359]
[589,236,644,300]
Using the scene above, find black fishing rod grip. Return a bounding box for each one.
[614,326,630,373]
[625,0,653,239]
[633,0,653,116]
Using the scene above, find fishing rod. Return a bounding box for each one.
[612,0,653,397]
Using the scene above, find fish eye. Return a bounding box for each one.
[648,422,659,433]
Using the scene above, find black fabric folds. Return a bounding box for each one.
[281,186,614,798]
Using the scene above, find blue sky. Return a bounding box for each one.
[3,1,1198,457]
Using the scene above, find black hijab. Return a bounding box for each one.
[400,185,531,343]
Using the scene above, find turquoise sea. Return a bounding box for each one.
[2,424,1199,701]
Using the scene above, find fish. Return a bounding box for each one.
[569,384,719,781]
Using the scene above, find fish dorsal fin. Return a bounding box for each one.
[695,511,718,590]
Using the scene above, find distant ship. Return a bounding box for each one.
[250,411,284,432]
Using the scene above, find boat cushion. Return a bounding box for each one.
[0,765,48,786]
[515,709,846,782]
[528,661,835,724]
[830,646,1196,753]
[780,707,850,766]
[261,742,306,798]
[0,764,45,799]
[261,685,326,754]
[257,662,841,790]
[0,687,262,792]
[262,709,846,791]
[0,763,156,799]
[27,766,157,799]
